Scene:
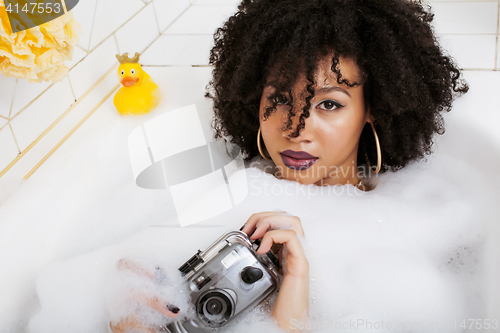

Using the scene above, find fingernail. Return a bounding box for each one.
[167,304,180,314]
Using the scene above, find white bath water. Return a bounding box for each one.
[22,151,495,333]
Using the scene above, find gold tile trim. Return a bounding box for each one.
[60,0,68,13]
[0,64,118,179]
[24,83,121,179]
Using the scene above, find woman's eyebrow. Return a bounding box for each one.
[315,86,351,97]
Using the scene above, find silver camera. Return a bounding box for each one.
[164,230,282,333]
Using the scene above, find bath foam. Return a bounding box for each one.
[26,150,495,333]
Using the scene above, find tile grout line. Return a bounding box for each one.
[10,83,55,122]
[437,33,498,36]
[67,76,77,102]
[160,3,192,34]
[88,3,150,54]
[141,65,213,67]
[113,33,121,55]
[8,123,21,155]
[8,78,17,119]
[0,65,118,179]
[161,33,217,36]
[75,44,88,53]
[0,121,8,132]
[69,46,90,71]
[141,2,193,56]
[495,0,500,69]
[151,0,162,36]
[86,0,99,52]
[24,84,121,179]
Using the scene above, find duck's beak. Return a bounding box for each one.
[120,76,139,87]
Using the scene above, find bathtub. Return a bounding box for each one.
[0,67,499,332]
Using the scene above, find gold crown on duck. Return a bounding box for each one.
[116,52,140,64]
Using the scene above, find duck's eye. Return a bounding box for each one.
[120,70,125,75]
[131,69,135,75]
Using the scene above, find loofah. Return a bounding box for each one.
[0,0,81,82]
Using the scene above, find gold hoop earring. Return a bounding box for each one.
[257,127,272,160]
[364,121,382,173]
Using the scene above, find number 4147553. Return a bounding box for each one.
[5,2,61,14]
[445,319,498,330]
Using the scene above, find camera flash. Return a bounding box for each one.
[221,250,240,269]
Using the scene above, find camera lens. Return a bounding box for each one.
[206,298,223,315]
[196,289,234,327]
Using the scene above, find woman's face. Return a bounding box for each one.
[259,55,371,186]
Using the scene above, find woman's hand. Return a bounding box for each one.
[109,259,181,333]
[241,211,309,332]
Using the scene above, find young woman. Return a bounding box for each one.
[111,0,467,331]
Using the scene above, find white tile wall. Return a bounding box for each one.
[194,0,241,4]
[10,78,75,152]
[0,76,16,118]
[1,0,500,179]
[0,126,19,172]
[141,35,214,65]
[71,0,98,51]
[115,4,160,55]
[439,35,497,69]
[89,0,144,50]
[11,79,52,117]
[431,2,498,34]
[152,0,190,32]
[163,5,238,35]
[67,46,89,71]
[68,37,118,100]
[4,75,119,179]
[497,38,500,69]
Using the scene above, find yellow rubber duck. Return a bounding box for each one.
[113,52,160,115]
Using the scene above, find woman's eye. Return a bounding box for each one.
[131,69,135,74]
[120,70,125,75]
[319,100,343,111]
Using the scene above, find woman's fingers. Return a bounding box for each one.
[256,229,308,278]
[256,229,305,260]
[241,211,284,234]
[137,294,181,318]
[115,259,181,318]
[110,314,157,333]
[117,259,155,280]
[250,215,303,240]
[241,211,304,237]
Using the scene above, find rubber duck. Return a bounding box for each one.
[113,52,160,115]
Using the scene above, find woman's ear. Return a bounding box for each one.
[364,106,373,123]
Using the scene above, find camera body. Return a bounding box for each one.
[165,230,281,333]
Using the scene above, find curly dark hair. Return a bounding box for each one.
[205,0,468,173]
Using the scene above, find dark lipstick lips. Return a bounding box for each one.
[280,150,318,170]
[280,150,317,159]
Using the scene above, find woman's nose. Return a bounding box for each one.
[283,114,314,143]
